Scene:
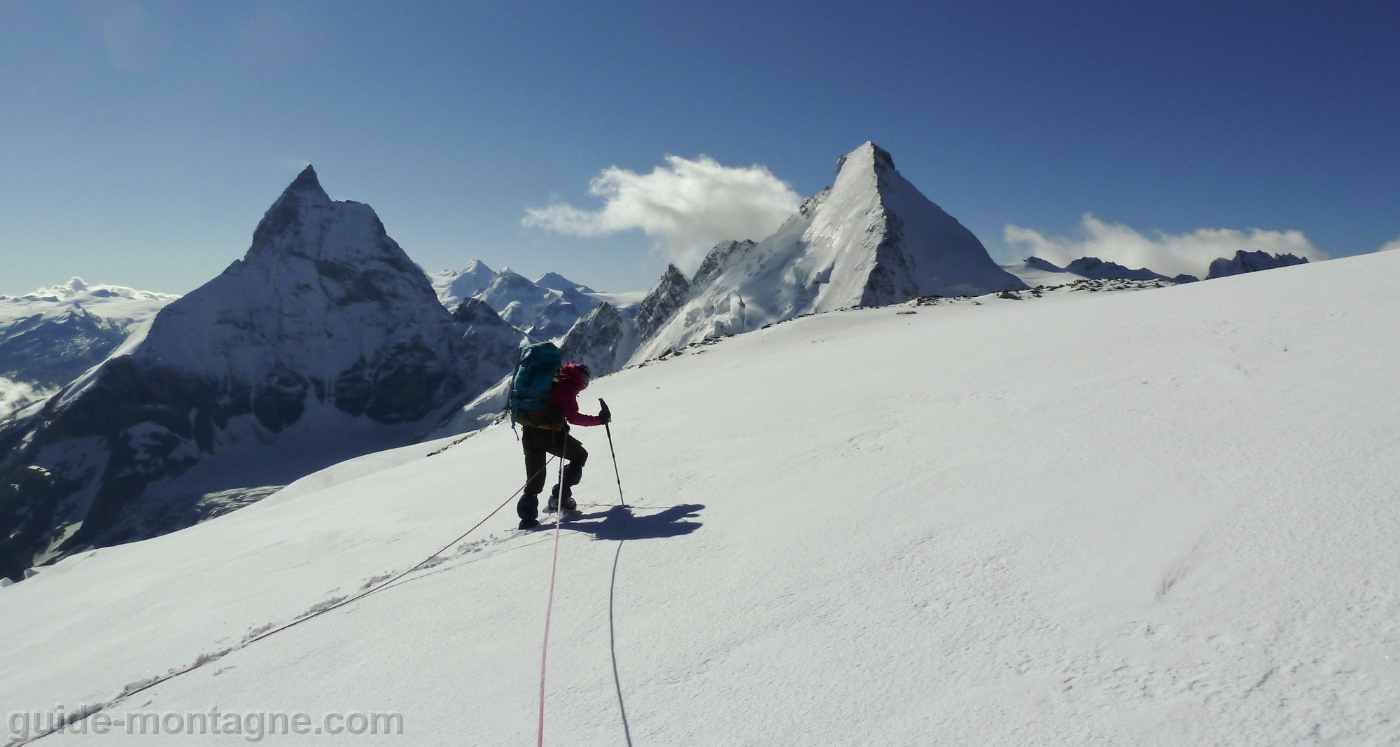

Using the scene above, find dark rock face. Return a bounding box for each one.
[1065,257,1177,282]
[452,297,507,327]
[1065,257,1196,284]
[635,265,692,340]
[861,213,921,307]
[1206,251,1309,280]
[453,299,528,398]
[559,303,632,376]
[0,166,510,581]
[692,240,756,291]
[556,264,695,379]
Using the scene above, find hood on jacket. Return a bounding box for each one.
[557,363,589,391]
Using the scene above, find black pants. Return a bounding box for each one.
[518,427,588,519]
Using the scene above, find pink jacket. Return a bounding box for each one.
[548,364,602,427]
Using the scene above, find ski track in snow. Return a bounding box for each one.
[2,253,1399,745]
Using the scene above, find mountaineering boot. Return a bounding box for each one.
[517,491,540,528]
[545,484,576,513]
[547,462,582,512]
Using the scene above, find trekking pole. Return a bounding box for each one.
[600,398,628,508]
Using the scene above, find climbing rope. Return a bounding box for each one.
[18,461,553,745]
[536,438,569,746]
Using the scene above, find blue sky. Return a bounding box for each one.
[2,1,1397,295]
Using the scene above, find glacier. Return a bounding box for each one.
[0,249,1395,744]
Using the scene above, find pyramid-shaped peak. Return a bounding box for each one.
[283,164,329,201]
[535,271,594,294]
[836,141,897,180]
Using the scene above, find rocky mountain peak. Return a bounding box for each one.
[1206,251,1308,280]
[248,165,363,261]
[559,302,635,377]
[635,264,691,340]
[287,164,326,197]
[693,240,756,291]
[0,171,515,580]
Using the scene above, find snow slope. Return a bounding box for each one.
[3,251,1398,745]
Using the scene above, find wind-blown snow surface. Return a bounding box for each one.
[4,252,1399,745]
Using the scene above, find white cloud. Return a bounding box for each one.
[523,155,801,271]
[1004,214,1329,279]
[1379,236,1400,252]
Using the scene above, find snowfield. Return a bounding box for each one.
[3,251,1398,745]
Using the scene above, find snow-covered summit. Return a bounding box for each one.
[126,166,456,385]
[535,271,595,294]
[0,167,515,580]
[630,142,1025,362]
[427,262,639,344]
[429,260,496,310]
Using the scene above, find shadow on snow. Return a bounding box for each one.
[550,504,704,541]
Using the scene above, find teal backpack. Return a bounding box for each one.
[509,342,563,426]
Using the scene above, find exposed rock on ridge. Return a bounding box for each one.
[1206,250,1309,279]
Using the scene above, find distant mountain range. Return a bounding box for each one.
[0,145,1321,580]
[0,280,177,421]
[428,261,644,341]
[1000,251,1308,287]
